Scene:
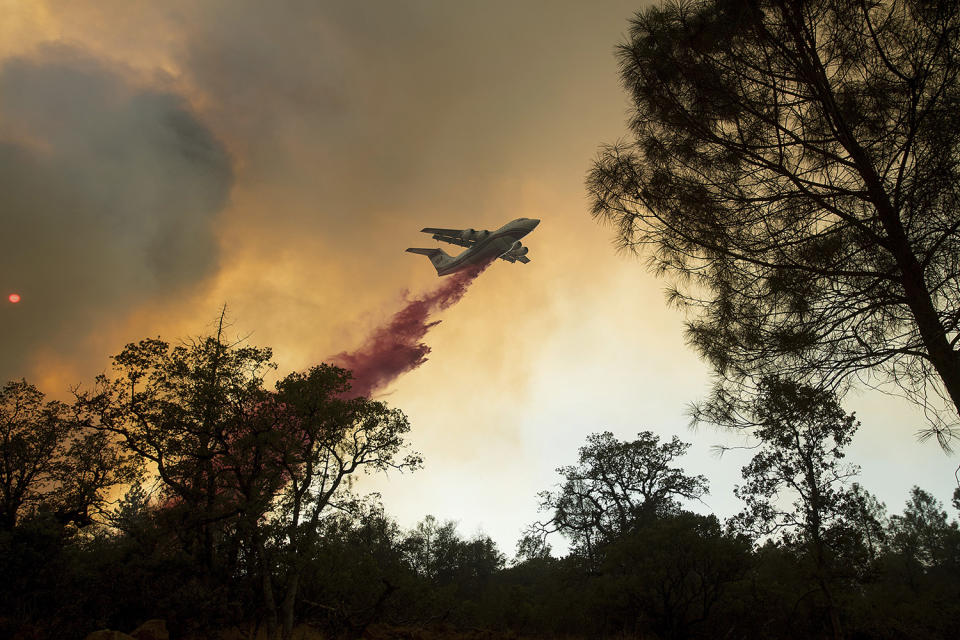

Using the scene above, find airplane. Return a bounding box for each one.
[406,218,540,276]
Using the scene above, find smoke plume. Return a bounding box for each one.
[0,45,232,381]
[330,260,493,398]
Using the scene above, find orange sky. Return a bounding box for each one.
[2,0,956,551]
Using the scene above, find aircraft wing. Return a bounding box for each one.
[421,228,474,249]
[498,254,531,264]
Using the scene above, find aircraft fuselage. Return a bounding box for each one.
[436,218,539,275]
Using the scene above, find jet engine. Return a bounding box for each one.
[508,240,527,256]
[460,228,477,241]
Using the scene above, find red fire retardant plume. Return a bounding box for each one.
[331,260,493,398]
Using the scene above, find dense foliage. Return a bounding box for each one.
[2,353,958,639]
[588,0,960,446]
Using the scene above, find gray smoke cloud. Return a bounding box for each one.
[0,45,233,380]
[175,0,572,241]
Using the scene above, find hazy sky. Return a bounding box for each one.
[2,0,956,552]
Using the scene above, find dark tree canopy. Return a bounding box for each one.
[532,431,708,560]
[588,0,960,445]
[730,378,864,640]
[76,329,420,640]
[0,381,72,529]
[597,512,749,640]
[3,366,960,639]
[0,380,135,529]
[888,485,960,568]
[732,378,861,542]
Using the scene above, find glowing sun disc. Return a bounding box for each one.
[8,294,21,303]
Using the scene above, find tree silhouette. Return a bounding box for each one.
[401,515,504,586]
[887,486,960,569]
[598,513,749,640]
[79,334,279,567]
[267,365,420,639]
[531,431,708,563]
[731,378,861,640]
[78,328,420,639]
[0,381,72,529]
[588,0,960,446]
[0,380,135,529]
[875,487,960,637]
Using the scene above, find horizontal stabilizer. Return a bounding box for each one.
[406,247,454,275]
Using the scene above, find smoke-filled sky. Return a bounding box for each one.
[2,0,956,552]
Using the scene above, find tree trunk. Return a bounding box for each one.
[817,575,844,640]
[783,0,960,423]
[867,176,960,418]
[280,570,301,640]
[254,533,278,639]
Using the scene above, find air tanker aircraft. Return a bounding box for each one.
[406,218,540,276]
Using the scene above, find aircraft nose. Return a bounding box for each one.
[528,218,540,229]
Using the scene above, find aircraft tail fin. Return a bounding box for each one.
[406,247,454,275]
